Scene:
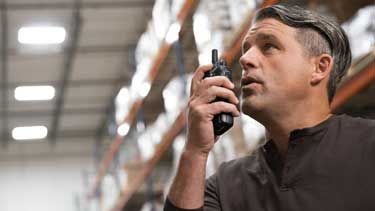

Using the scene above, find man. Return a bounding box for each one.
[164,4,375,211]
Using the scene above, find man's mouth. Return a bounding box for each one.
[241,76,262,87]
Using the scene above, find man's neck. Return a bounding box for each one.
[266,112,332,157]
[261,99,332,158]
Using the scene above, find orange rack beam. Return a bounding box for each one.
[331,59,375,111]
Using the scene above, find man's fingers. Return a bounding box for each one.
[191,64,213,94]
[193,64,213,81]
[189,101,240,123]
[202,76,234,90]
[212,87,239,105]
[209,101,240,117]
[194,86,238,105]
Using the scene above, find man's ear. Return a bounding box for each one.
[311,54,333,85]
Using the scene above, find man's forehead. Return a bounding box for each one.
[247,18,293,36]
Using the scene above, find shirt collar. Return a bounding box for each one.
[289,114,337,141]
[261,114,338,166]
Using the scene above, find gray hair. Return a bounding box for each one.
[253,4,352,103]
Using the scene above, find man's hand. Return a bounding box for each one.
[166,64,240,210]
[186,64,240,156]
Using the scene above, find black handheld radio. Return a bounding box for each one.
[204,49,234,135]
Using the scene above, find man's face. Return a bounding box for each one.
[240,18,315,118]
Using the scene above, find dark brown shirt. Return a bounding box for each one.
[164,114,375,211]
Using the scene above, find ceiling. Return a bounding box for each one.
[0,0,155,147]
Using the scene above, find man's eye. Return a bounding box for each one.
[262,43,276,51]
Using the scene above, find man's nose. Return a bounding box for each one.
[239,48,258,71]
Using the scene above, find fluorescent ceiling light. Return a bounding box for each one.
[15,85,55,101]
[12,126,48,141]
[165,22,181,44]
[139,81,151,98]
[117,123,130,137]
[193,14,211,46]
[18,26,66,45]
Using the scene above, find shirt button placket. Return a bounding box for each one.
[280,141,296,191]
[280,169,291,191]
[280,184,289,191]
